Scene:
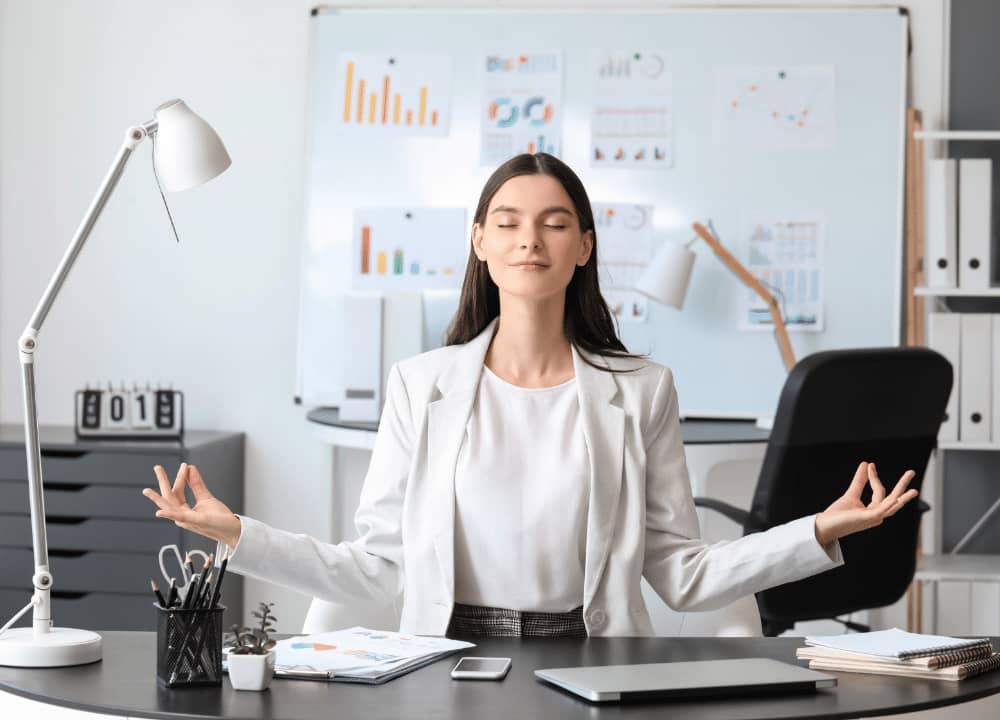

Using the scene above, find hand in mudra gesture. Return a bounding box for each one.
[142,463,242,548]
[814,461,918,546]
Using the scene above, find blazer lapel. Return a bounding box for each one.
[573,346,626,609]
[427,317,499,602]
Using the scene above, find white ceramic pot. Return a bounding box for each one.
[227,650,276,691]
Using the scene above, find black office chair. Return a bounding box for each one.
[694,347,953,636]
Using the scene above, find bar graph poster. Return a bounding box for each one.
[590,51,673,168]
[352,208,467,291]
[480,51,563,166]
[740,216,825,332]
[593,202,653,323]
[334,53,452,136]
[716,66,836,149]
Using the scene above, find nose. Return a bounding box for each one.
[519,230,543,250]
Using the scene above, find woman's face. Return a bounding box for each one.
[472,174,593,302]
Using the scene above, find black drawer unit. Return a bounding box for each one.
[0,425,243,631]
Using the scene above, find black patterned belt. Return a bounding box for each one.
[447,602,587,638]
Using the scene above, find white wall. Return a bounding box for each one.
[0,0,949,633]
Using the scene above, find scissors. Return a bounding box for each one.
[158,544,211,597]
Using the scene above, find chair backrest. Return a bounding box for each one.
[746,347,952,633]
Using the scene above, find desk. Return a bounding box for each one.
[1,633,999,719]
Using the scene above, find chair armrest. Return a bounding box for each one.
[693,497,752,527]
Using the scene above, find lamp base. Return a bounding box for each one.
[0,627,102,667]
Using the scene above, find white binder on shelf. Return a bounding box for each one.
[959,313,991,442]
[925,159,958,288]
[927,313,960,443]
[958,159,993,291]
[993,315,1000,446]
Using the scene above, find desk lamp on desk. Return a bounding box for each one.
[0,100,231,667]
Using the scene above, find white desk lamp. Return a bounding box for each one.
[636,221,796,371]
[0,99,230,667]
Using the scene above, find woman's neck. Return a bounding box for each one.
[484,295,575,388]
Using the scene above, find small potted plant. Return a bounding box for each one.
[225,602,278,691]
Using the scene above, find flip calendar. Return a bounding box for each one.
[75,384,183,439]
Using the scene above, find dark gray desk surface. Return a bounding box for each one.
[1,633,998,720]
[307,407,772,445]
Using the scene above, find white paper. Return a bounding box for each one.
[351,208,467,291]
[717,66,836,149]
[590,50,673,168]
[740,217,824,332]
[593,202,654,323]
[333,53,452,136]
[805,628,989,659]
[480,51,563,165]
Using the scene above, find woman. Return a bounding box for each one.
[143,153,918,638]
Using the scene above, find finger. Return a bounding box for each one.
[885,470,916,503]
[847,461,869,497]
[171,463,189,506]
[154,465,173,501]
[155,506,197,525]
[142,487,169,510]
[867,462,886,505]
[883,489,919,517]
[187,465,213,502]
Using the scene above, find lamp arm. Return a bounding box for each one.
[691,222,796,371]
[11,121,153,638]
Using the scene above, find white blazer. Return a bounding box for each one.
[229,317,843,636]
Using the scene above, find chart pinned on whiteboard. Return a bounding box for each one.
[590,50,673,168]
[741,216,825,332]
[593,202,654,323]
[352,208,467,291]
[480,51,563,165]
[716,65,836,149]
[334,53,452,136]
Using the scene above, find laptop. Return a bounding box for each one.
[534,658,837,703]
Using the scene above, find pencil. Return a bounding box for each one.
[150,579,166,607]
[165,578,178,608]
[208,552,228,609]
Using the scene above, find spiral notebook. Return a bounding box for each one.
[798,650,1000,682]
[804,628,992,661]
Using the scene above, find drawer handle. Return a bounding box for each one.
[50,591,90,600]
[45,483,91,492]
[48,549,88,558]
[46,516,87,525]
[40,449,90,459]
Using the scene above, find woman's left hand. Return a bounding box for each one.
[814,461,918,546]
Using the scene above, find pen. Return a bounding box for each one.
[150,579,166,607]
[208,550,228,609]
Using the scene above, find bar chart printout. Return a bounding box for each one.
[590,50,673,168]
[352,208,467,291]
[334,53,452,136]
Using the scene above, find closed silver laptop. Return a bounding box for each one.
[535,658,837,703]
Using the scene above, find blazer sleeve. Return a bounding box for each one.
[642,367,844,613]
[225,362,413,608]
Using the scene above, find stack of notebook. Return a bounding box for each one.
[796,628,1000,682]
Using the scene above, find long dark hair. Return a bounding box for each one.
[444,153,648,371]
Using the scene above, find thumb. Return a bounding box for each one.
[187,465,213,502]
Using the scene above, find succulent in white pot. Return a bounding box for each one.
[225,602,278,691]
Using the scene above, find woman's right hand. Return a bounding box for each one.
[142,463,242,548]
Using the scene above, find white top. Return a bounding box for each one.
[453,364,590,613]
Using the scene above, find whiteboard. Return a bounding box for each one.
[296,5,907,419]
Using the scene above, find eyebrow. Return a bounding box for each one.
[489,205,575,217]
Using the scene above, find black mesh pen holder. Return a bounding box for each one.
[156,604,226,687]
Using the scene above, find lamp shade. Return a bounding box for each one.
[153,99,231,192]
[635,240,697,309]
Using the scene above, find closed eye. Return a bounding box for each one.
[545,225,566,229]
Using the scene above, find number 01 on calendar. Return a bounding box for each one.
[75,388,184,439]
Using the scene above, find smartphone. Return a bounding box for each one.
[450,656,512,680]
